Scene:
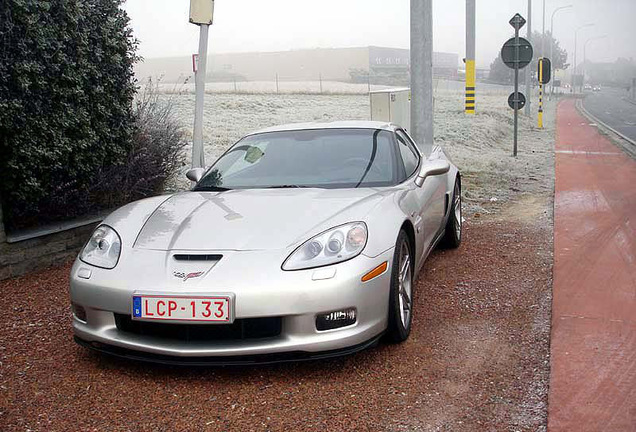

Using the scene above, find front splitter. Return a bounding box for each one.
[74,334,383,367]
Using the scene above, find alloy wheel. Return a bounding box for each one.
[454,182,462,240]
[397,242,412,328]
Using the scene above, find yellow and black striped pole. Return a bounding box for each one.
[538,57,544,128]
[465,0,476,114]
[466,61,476,114]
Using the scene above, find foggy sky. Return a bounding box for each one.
[123,0,636,69]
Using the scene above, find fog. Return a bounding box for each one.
[123,0,636,68]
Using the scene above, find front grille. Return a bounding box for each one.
[114,314,282,342]
[173,254,222,261]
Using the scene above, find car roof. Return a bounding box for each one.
[250,120,397,135]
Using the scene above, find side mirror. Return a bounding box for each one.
[186,167,205,183]
[414,159,450,187]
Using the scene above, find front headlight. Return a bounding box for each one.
[282,222,368,271]
[80,225,122,269]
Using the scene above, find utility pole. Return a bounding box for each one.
[525,0,532,116]
[541,0,546,57]
[410,0,434,156]
[465,0,476,115]
[538,0,545,128]
[189,0,214,170]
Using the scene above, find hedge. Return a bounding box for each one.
[0,0,139,230]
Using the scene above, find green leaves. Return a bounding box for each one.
[0,0,138,230]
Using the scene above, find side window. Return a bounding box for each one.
[395,130,419,178]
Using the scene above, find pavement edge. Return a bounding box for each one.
[575,98,636,159]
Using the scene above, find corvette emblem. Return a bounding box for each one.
[173,271,204,281]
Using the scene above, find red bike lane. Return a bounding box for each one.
[549,99,636,430]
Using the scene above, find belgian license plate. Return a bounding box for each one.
[132,294,233,323]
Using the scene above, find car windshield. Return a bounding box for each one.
[193,128,402,190]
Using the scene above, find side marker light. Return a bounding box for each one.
[361,261,388,282]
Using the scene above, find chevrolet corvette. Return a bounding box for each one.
[70,121,462,365]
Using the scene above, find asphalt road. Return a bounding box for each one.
[582,87,636,143]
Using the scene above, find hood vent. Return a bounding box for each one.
[173,254,222,262]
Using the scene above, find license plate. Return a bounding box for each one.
[132,294,233,323]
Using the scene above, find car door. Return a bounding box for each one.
[424,144,449,234]
[395,130,446,265]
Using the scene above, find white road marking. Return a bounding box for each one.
[556,150,622,156]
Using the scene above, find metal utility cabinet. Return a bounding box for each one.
[370,88,411,131]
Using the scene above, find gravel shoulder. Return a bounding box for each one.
[0,91,556,431]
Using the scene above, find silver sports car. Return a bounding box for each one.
[70,121,462,365]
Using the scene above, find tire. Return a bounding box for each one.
[386,230,414,343]
[441,178,462,249]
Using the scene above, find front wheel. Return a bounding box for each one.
[441,178,462,249]
[386,230,413,343]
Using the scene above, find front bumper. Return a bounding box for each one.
[70,247,394,361]
[74,334,383,366]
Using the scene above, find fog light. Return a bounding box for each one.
[316,308,357,331]
[72,303,87,322]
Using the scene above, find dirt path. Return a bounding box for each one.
[548,99,636,431]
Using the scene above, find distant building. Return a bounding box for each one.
[135,46,459,83]
[367,47,458,79]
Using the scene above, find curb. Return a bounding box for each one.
[576,99,636,150]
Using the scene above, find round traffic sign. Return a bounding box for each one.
[508,92,526,110]
[501,37,533,69]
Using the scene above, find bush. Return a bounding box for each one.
[91,81,187,206]
[0,0,138,230]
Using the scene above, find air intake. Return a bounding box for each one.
[173,254,222,261]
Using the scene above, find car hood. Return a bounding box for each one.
[133,189,388,251]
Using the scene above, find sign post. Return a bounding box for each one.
[502,13,533,157]
[189,0,214,170]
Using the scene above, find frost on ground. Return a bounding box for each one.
[436,91,555,216]
[165,81,555,216]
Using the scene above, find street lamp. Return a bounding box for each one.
[583,35,607,88]
[549,4,572,98]
[573,23,594,93]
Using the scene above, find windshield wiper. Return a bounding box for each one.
[193,186,232,192]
